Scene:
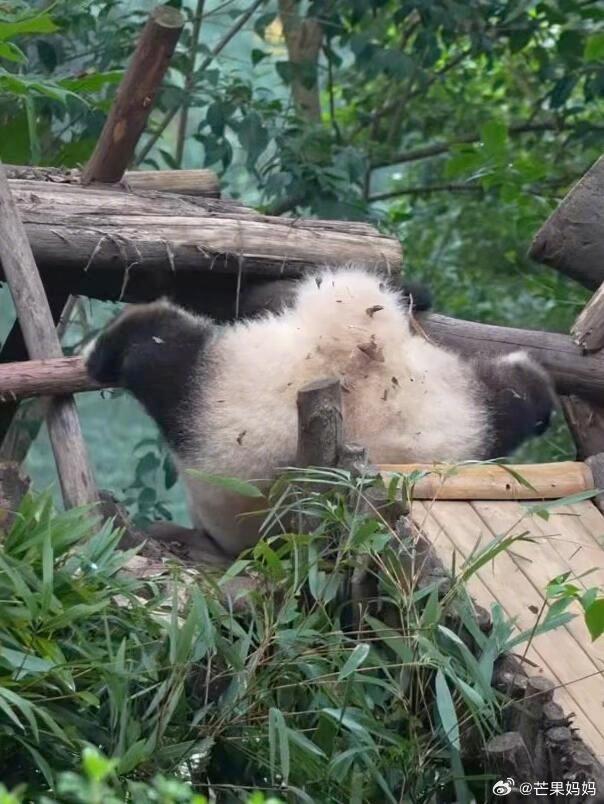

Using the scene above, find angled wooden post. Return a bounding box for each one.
[81,5,184,185]
[0,163,97,508]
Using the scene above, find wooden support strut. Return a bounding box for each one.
[81,5,184,185]
[0,165,97,508]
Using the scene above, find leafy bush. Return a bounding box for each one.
[0,471,590,802]
[0,746,283,804]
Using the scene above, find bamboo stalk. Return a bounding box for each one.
[379,461,594,500]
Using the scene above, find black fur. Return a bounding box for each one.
[240,275,432,319]
[86,302,213,451]
[473,355,555,459]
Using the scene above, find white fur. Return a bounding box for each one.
[499,350,532,366]
[178,267,489,552]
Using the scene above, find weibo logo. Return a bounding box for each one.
[492,778,514,796]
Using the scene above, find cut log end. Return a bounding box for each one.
[152,5,185,27]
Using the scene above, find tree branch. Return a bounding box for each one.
[369,182,482,202]
[370,120,578,170]
[352,49,470,140]
[81,6,184,184]
[369,175,576,203]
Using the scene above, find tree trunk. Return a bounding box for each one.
[278,0,323,122]
[6,313,604,404]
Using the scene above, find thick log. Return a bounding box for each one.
[0,295,78,462]
[3,180,402,297]
[517,676,554,777]
[546,726,574,783]
[529,154,604,290]
[380,461,594,500]
[585,453,604,515]
[0,166,97,508]
[81,6,184,185]
[421,313,604,403]
[0,461,29,530]
[485,732,535,803]
[4,165,220,198]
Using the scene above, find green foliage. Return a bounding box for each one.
[1,471,590,801]
[122,436,180,526]
[0,745,284,803]
[546,571,604,643]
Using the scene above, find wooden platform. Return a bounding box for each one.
[411,497,604,760]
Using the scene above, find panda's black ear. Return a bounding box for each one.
[400,280,432,313]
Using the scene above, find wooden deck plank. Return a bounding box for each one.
[570,500,604,550]
[411,500,604,758]
[471,500,604,660]
[412,501,604,758]
[522,502,604,589]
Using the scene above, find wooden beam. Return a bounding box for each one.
[4,165,220,198]
[571,279,604,352]
[0,296,78,462]
[0,284,70,447]
[0,357,100,401]
[3,179,402,291]
[379,461,594,500]
[0,165,97,508]
[81,5,184,185]
[420,313,604,402]
[560,396,604,460]
[6,312,604,404]
[585,453,604,515]
[529,154,604,290]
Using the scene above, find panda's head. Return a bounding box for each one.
[84,299,208,386]
[473,351,556,459]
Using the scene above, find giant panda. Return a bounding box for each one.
[85,265,555,556]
